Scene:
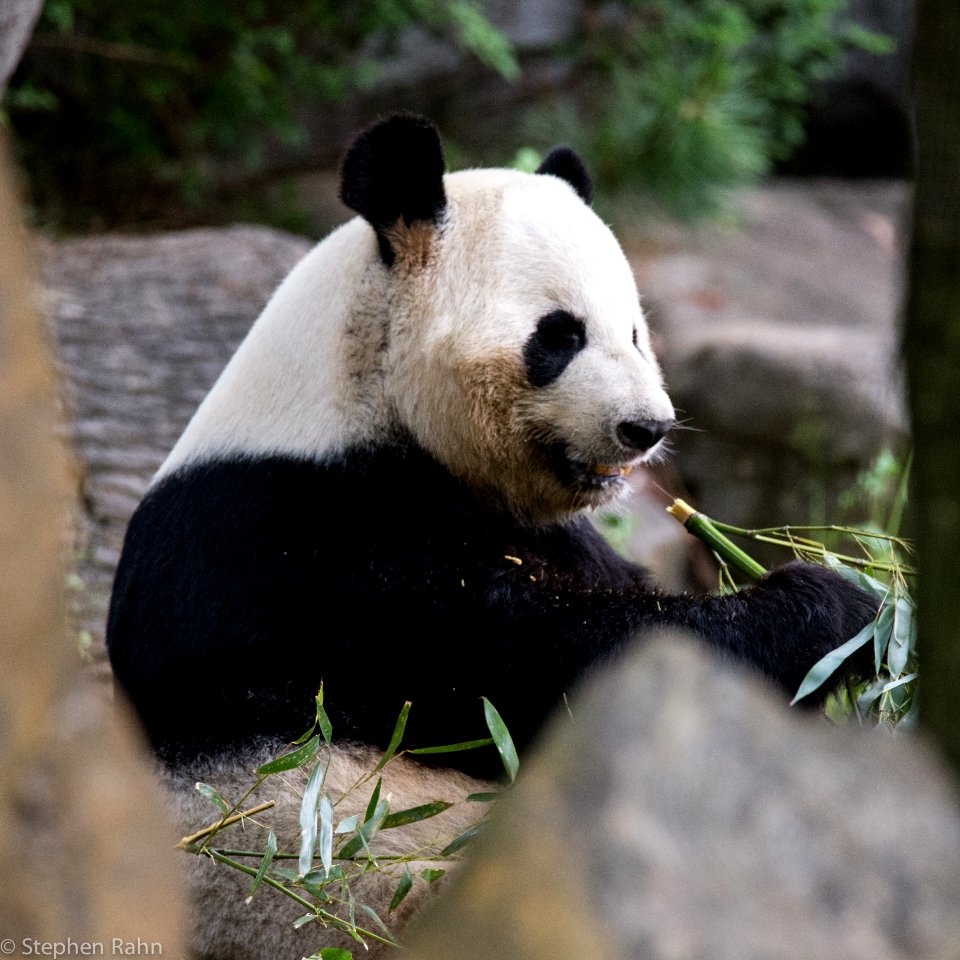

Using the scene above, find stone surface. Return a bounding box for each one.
[628,179,910,536]
[0,0,41,89]
[42,226,313,670]
[408,636,960,960]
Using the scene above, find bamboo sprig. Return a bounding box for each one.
[210,848,462,863]
[203,848,399,948]
[665,499,915,582]
[176,800,276,848]
[707,520,915,575]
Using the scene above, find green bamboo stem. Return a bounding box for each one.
[202,848,399,948]
[666,499,767,580]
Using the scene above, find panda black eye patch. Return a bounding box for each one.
[523,310,587,388]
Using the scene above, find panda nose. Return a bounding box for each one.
[616,418,674,452]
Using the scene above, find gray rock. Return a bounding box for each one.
[407,637,960,960]
[0,0,42,89]
[632,180,910,534]
[43,226,313,667]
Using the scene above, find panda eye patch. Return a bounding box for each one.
[523,310,587,388]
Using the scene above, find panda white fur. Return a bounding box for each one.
[107,115,875,958]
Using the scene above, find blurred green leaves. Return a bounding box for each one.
[540,0,889,219]
[5,0,889,228]
[4,0,516,228]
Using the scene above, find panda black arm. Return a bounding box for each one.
[473,519,878,731]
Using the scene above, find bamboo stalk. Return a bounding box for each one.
[176,800,276,848]
[666,499,767,580]
[204,849,400,948]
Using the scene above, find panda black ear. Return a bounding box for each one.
[340,114,447,266]
[536,147,593,206]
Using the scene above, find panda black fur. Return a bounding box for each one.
[108,115,876,957]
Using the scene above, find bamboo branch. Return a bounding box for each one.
[176,800,275,849]
[203,849,400,948]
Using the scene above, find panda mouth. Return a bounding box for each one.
[550,445,638,489]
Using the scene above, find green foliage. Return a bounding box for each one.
[179,693,517,955]
[536,0,890,218]
[4,0,516,229]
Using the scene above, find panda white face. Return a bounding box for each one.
[385,167,675,525]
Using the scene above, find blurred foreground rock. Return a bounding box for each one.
[408,637,960,960]
[1,136,183,960]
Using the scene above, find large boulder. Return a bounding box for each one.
[407,636,960,960]
[0,0,42,89]
[631,179,909,537]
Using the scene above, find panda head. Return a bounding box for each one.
[342,114,675,526]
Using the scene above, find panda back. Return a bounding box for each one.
[159,216,390,478]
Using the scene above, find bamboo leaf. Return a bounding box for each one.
[317,702,333,745]
[257,734,321,775]
[360,903,391,935]
[195,781,229,814]
[389,868,414,913]
[408,737,494,755]
[791,621,875,704]
[338,799,388,860]
[245,830,277,901]
[380,801,453,830]
[466,792,499,803]
[440,823,483,856]
[824,555,890,599]
[298,757,327,877]
[856,677,887,713]
[372,702,411,774]
[873,602,895,674]
[318,796,334,878]
[888,596,914,678]
[303,865,344,887]
[292,688,324,745]
[881,672,918,694]
[314,682,333,745]
[364,778,382,825]
[420,868,445,884]
[482,697,519,782]
[335,814,360,835]
[293,913,317,929]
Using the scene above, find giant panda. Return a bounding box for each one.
[107,114,876,958]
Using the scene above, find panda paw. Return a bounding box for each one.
[755,560,880,698]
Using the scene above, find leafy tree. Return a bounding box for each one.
[4,0,516,228]
[537,0,891,217]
